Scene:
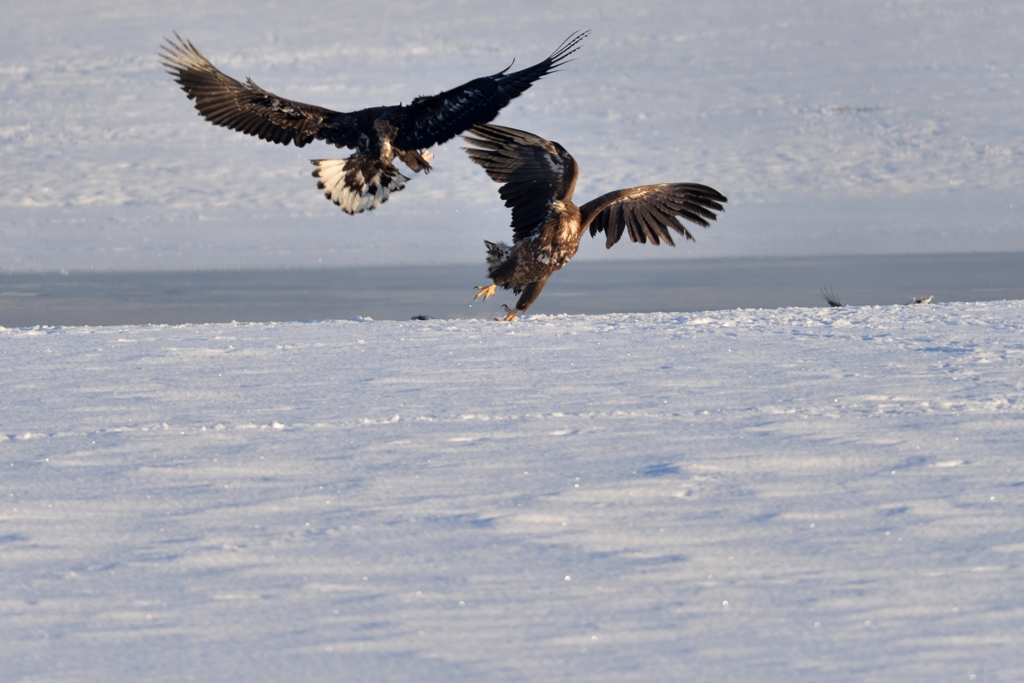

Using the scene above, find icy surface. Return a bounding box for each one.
[2,1,1023,269]
[3,302,1023,681]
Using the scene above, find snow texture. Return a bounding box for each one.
[2,0,1023,270]
[3,302,1023,681]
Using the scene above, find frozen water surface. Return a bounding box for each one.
[2,253,1023,327]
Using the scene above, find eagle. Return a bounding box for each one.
[160,32,587,214]
[462,124,727,320]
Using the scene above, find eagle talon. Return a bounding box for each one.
[502,305,518,322]
[474,284,497,300]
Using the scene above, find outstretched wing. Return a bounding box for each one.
[462,124,579,244]
[160,34,359,149]
[398,31,588,151]
[583,183,727,248]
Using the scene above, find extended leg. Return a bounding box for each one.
[397,149,433,173]
[499,279,547,321]
[474,283,497,300]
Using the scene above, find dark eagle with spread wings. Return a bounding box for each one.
[462,124,727,320]
[160,32,588,214]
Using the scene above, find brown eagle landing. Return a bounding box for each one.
[462,124,727,320]
[160,32,588,214]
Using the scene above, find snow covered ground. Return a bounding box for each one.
[2,0,1023,270]
[3,302,1023,681]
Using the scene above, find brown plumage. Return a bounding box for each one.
[462,124,727,320]
[160,32,588,214]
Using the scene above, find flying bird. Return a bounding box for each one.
[160,32,587,214]
[462,124,727,320]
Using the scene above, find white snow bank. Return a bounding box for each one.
[2,301,1022,681]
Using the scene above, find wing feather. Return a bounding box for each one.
[398,31,588,150]
[160,34,359,149]
[619,205,638,244]
[605,202,625,248]
[640,206,665,245]
[461,124,579,244]
[582,183,727,249]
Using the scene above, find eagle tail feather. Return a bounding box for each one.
[484,240,515,284]
[311,156,409,215]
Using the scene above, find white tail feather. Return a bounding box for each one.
[311,158,409,215]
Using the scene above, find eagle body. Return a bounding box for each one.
[160,32,588,214]
[486,200,582,292]
[463,124,728,320]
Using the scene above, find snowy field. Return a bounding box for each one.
[3,302,1024,681]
